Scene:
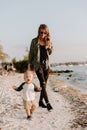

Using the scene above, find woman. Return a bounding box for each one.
[28,24,53,111]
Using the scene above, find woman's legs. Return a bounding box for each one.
[36,66,49,104]
[36,66,53,111]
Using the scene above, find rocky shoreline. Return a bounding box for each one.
[49,69,73,74]
[60,87,87,129]
[50,75,87,129]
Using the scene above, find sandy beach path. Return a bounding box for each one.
[0,74,74,130]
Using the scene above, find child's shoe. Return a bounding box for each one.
[27,115,32,120]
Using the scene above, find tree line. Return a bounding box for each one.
[0,44,28,73]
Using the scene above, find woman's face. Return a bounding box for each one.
[39,29,47,40]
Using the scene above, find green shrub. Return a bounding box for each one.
[14,60,28,73]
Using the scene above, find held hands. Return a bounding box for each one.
[37,87,42,91]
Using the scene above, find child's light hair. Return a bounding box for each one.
[24,70,34,78]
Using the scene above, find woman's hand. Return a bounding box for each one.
[45,41,52,49]
[44,36,52,48]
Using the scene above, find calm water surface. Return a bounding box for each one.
[50,65,87,94]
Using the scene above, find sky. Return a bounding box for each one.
[0,0,87,63]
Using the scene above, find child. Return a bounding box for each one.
[12,70,41,120]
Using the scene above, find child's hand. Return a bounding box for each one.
[12,85,17,90]
[37,87,42,91]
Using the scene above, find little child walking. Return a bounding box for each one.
[12,70,41,120]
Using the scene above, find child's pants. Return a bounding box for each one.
[23,99,38,115]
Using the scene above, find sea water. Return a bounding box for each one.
[50,64,87,94]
